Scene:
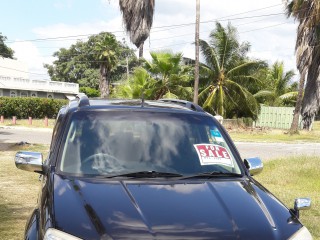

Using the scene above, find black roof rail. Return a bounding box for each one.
[159,99,204,112]
[76,93,90,108]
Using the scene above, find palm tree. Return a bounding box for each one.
[285,0,320,131]
[198,22,264,119]
[143,51,193,100]
[254,61,297,106]
[112,67,155,99]
[119,0,155,58]
[93,33,119,98]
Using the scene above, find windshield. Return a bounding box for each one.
[59,111,242,176]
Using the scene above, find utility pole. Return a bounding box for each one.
[193,0,200,104]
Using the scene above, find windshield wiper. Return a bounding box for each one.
[106,171,183,179]
[179,171,242,180]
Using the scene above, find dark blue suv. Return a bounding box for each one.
[15,95,312,239]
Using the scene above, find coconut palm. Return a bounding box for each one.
[93,33,119,98]
[254,61,297,106]
[143,51,193,100]
[198,22,264,119]
[285,0,320,130]
[119,0,155,58]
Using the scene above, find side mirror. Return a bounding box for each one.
[15,151,43,174]
[244,157,263,176]
[291,198,311,218]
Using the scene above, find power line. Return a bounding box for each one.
[5,4,286,44]
[0,66,48,76]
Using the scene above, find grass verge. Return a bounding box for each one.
[0,144,49,240]
[255,156,320,239]
[0,118,55,129]
[228,121,320,143]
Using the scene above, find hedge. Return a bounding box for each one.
[0,97,68,119]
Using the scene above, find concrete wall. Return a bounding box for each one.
[0,89,67,99]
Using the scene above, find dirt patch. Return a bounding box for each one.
[0,143,15,151]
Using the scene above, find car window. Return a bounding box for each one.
[59,111,241,176]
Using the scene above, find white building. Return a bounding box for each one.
[0,58,79,99]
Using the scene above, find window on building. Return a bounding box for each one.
[20,91,28,98]
[31,92,37,97]
[10,90,17,97]
[47,93,54,99]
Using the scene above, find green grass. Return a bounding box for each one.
[0,144,49,240]
[255,156,320,239]
[0,118,55,128]
[228,121,320,143]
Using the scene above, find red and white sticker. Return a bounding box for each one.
[194,144,233,167]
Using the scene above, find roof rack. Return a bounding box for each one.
[159,99,204,112]
[76,93,90,108]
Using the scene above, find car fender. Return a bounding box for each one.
[24,208,39,240]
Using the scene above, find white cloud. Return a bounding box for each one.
[10,41,54,80]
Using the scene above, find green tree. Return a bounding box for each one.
[0,33,14,59]
[144,51,193,100]
[254,61,297,106]
[112,67,154,99]
[198,22,265,119]
[285,0,320,131]
[93,34,120,97]
[119,0,155,57]
[114,51,193,100]
[44,32,138,96]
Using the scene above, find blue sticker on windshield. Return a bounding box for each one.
[210,130,221,137]
[210,130,224,142]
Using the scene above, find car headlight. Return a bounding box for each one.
[289,226,312,240]
[44,228,82,240]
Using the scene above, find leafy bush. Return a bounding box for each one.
[79,87,100,97]
[0,97,68,118]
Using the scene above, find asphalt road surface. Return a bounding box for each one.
[0,127,52,146]
[1,127,320,161]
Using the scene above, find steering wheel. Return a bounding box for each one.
[82,153,123,174]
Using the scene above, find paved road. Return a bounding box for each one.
[235,142,320,161]
[1,127,320,161]
[0,127,52,147]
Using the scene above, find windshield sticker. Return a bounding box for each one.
[210,129,225,142]
[194,144,233,167]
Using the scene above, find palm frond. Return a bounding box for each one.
[119,0,155,47]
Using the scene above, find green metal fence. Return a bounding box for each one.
[254,105,300,129]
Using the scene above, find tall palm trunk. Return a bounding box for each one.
[139,43,144,58]
[99,64,110,98]
[290,71,305,133]
[301,50,320,130]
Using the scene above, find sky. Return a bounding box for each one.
[0,0,298,81]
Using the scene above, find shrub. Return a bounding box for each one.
[0,97,68,118]
[79,87,100,97]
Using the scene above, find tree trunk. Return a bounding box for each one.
[193,0,200,105]
[99,64,109,98]
[301,53,320,131]
[139,42,144,58]
[289,71,306,133]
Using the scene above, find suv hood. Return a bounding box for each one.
[52,174,301,239]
